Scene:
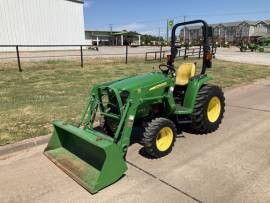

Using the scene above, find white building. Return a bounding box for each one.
[0,0,85,51]
[85,30,141,46]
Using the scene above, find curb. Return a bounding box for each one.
[0,135,50,157]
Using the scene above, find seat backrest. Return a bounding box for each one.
[175,63,196,86]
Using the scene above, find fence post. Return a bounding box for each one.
[184,46,187,60]
[159,45,162,61]
[16,45,22,72]
[145,52,147,61]
[125,45,128,64]
[80,45,83,67]
[199,44,202,59]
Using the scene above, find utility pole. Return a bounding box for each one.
[218,26,221,44]
[109,24,113,46]
[166,19,169,43]
[183,16,187,42]
[158,27,161,43]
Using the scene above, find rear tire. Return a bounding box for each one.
[143,118,176,158]
[190,84,225,133]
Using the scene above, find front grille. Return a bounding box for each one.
[99,88,120,115]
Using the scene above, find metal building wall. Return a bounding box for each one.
[0,0,85,51]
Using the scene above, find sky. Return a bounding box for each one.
[83,0,270,36]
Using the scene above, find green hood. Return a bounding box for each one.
[107,72,169,91]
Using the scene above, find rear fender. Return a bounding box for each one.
[183,75,212,110]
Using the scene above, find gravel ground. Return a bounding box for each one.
[215,47,270,66]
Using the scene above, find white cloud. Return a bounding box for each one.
[84,0,92,8]
[115,23,146,31]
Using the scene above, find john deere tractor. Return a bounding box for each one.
[239,41,258,52]
[258,37,270,52]
[44,20,225,193]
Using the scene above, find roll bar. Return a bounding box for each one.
[168,20,211,75]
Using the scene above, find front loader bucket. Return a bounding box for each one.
[44,120,127,194]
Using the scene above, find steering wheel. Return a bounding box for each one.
[159,64,175,74]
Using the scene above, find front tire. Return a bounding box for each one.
[143,118,176,158]
[191,84,225,133]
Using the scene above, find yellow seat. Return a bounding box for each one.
[175,63,196,86]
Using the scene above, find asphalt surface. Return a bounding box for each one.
[1,79,270,203]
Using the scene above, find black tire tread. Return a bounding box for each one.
[143,118,176,158]
[191,84,225,134]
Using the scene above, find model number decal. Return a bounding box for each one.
[149,82,167,91]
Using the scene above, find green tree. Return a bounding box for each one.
[141,34,164,45]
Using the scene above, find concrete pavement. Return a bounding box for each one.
[215,47,270,66]
[1,79,270,203]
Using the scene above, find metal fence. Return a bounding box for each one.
[0,45,217,72]
[0,45,132,72]
[145,45,217,61]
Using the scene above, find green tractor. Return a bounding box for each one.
[257,37,270,52]
[44,20,225,193]
[239,41,258,52]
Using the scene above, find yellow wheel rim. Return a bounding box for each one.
[207,96,221,123]
[156,127,173,152]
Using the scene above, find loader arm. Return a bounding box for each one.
[78,85,140,155]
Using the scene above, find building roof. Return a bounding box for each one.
[66,0,84,3]
[183,25,202,30]
[85,30,141,35]
[181,19,270,31]
[220,20,270,26]
[241,20,270,26]
[85,30,120,33]
[113,31,141,36]
[224,21,245,26]
[264,20,270,25]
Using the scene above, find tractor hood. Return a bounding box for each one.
[107,72,170,91]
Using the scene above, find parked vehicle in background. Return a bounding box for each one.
[214,41,230,48]
[88,46,99,51]
[130,41,139,47]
